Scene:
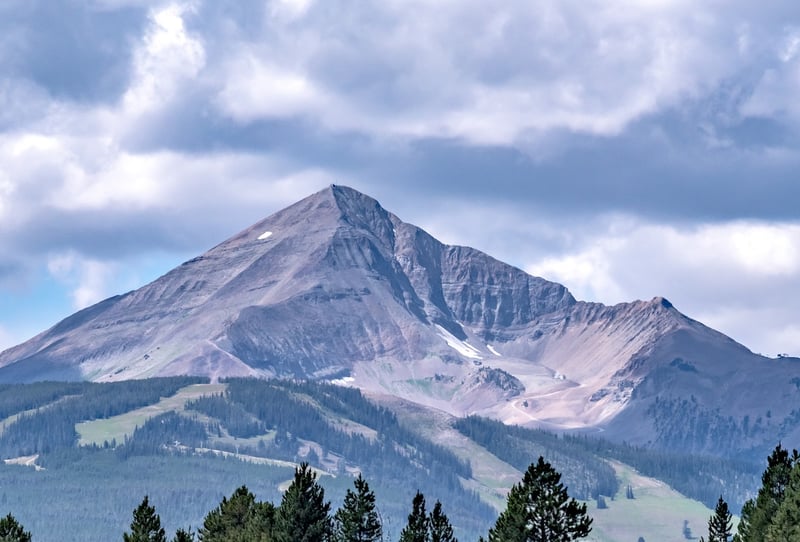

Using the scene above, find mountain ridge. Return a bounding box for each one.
[1,184,797,460]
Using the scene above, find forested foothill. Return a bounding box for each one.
[0,376,780,541]
[3,458,594,542]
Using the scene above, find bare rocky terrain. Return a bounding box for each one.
[2,184,798,460]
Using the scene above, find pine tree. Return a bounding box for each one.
[199,485,273,542]
[123,496,167,542]
[429,500,457,542]
[243,501,278,542]
[333,475,382,542]
[488,456,593,542]
[399,492,428,542]
[274,463,332,542]
[707,496,733,542]
[0,513,31,542]
[173,528,194,542]
[736,444,798,542]
[766,462,800,541]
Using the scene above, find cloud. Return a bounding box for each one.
[0,0,799,360]
[46,252,117,309]
[205,0,800,147]
[0,0,146,104]
[526,219,800,356]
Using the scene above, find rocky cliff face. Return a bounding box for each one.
[1,185,798,460]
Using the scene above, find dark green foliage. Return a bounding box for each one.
[0,377,495,541]
[333,475,382,542]
[454,415,759,510]
[0,377,206,457]
[185,394,265,438]
[399,492,428,542]
[198,485,274,542]
[0,449,296,542]
[273,463,331,542]
[117,412,212,459]
[0,381,87,419]
[453,416,617,500]
[765,461,800,541]
[488,457,592,542]
[736,444,798,542]
[429,501,457,542]
[172,528,194,542]
[702,496,732,542]
[218,379,493,537]
[645,396,771,460]
[123,496,167,542]
[0,513,31,542]
[224,378,471,481]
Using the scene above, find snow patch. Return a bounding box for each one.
[329,376,355,386]
[257,231,273,240]
[487,344,502,357]
[435,325,483,359]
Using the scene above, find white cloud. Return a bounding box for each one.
[47,252,118,309]
[122,2,205,115]
[269,0,314,21]
[217,53,327,122]
[212,0,783,144]
[526,219,800,356]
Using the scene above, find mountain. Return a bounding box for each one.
[1,185,798,460]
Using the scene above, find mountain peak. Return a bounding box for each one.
[649,296,674,309]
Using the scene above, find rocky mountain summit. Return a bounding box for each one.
[2,185,798,459]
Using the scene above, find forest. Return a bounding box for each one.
[0,376,780,541]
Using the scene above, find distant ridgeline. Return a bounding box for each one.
[0,377,763,541]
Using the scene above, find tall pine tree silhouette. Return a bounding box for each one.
[334,474,382,542]
[123,496,167,542]
[399,491,429,542]
[488,456,592,542]
[274,463,332,542]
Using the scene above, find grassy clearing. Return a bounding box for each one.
[76,383,227,446]
[586,461,714,542]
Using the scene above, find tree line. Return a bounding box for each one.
[0,457,594,542]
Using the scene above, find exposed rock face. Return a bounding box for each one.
[1,185,798,460]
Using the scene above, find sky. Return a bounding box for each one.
[0,0,799,357]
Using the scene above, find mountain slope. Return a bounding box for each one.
[1,185,798,459]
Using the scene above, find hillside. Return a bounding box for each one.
[1,185,798,462]
[0,377,762,541]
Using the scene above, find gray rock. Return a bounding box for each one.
[1,185,797,460]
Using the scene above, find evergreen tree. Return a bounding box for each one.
[488,456,593,542]
[242,501,278,542]
[333,475,382,542]
[199,485,273,542]
[736,444,797,542]
[0,513,31,542]
[708,496,733,542]
[429,500,457,542]
[274,463,332,542]
[123,496,167,542]
[766,462,800,541]
[399,492,428,542]
[173,528,194,542]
